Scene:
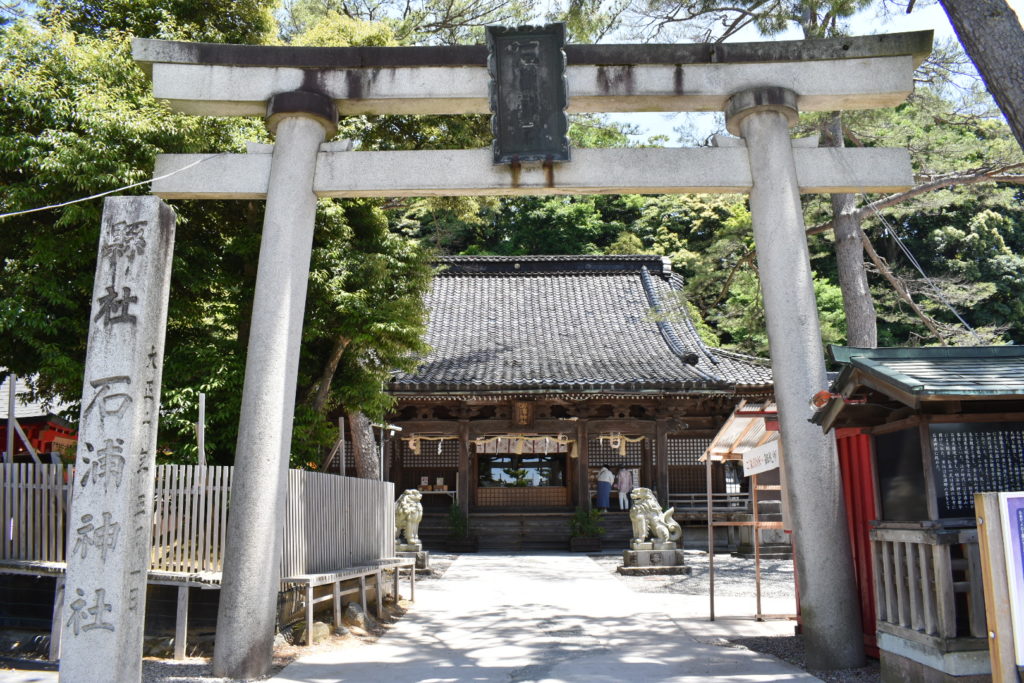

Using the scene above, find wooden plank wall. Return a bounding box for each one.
[0,463,70,563]
[281,470,395,577]
[2,464,395,577]
[150,465,233,573]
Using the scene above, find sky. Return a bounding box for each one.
[616,1,1024,146]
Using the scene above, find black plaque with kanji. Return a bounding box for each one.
[487,23,570,165]
[929,422,1024,518]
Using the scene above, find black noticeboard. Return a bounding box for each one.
[487,24,569,165]
[875,428,929,522]
[929,422,1024,518]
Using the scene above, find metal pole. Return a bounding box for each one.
[197,392,206,468]
[6,373,15,463]
[754,472,762,620]
[706,451,714,621]
[339,416,345,473]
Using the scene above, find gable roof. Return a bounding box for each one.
[390,255,771,397]
[813,345,1024,430]
[829,345,1024,399]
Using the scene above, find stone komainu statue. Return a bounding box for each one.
[628,487,682,545]
[395,489,424,547]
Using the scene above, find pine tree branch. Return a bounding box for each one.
[710,249,755,308]
[806,164,1024,236]
[859,233,948,344]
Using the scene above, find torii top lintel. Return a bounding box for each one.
[133,31,932,117]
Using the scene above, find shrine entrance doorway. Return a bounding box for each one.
[474,435,572,509]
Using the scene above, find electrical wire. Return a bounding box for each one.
[0,153,226,221]
[865,200,983,344]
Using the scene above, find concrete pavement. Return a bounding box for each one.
[268,552,817,683]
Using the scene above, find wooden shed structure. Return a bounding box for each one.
[374,255,773,548]
[814,344,1024,680]
[0,375,75,463]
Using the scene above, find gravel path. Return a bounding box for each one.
[588,549,797,597]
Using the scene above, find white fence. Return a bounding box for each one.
[1,464,394,576]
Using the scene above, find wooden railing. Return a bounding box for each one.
[668,492,752,512]
[870,524,987,646]
[2,464,395,578]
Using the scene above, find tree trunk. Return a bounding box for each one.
[348,411,380,479]
[825,114,878,348]
[832,196,877,347]
[940,0,1024,152]
[310,335,350,415]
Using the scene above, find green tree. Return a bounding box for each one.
[281,0,532,44]
[0,16,434,468]
[37,0,278,43]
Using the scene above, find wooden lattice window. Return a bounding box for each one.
[397,438,459,468]
[667,437,711,465]
[588,437,644,466]
[668,437,721,494]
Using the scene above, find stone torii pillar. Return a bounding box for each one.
[212,91,337,679]
[726,87,863,668]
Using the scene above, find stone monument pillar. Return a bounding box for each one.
[212,91,338,680]
[726,87,864,669]
[59,196,176,682]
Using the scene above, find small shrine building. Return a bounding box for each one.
[380,255,773,526]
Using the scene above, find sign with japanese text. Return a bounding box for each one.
[487,23,569,165]
[743,440,780,477]
[60,197,175,683]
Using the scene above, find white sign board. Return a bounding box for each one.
[743,440,780,477]
[998,491,1024,668]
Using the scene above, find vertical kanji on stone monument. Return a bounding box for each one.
[60,197,175,683]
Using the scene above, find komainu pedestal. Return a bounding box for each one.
[618,487,690,576]
[395,490,428,568]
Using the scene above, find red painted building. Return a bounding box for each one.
[0,375,76,462]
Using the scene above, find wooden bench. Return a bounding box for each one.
[280,558,415,646]
[1,557,416,655]
[0,560,223,661]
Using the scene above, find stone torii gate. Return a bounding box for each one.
[117,30,926,679]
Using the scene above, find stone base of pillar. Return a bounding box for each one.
[396,550,429,570]
[619,549,689,576]
[878,633,990,682]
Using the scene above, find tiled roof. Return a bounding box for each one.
[0,374,70,420]
[814,345,1024,430]
[830,345,1024,399]
[390,256,772,395]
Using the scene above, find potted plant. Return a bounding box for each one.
[445,502,478,552]
[568,506,604,552]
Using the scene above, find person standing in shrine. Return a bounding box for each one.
[596,466,614,510]
[615,467,633,511]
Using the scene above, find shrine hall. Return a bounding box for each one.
[336,254,772,547]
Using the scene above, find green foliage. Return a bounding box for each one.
[0,18,432,466]
[291,11,396,47]
[569,506,605,538]
[447,502,470,539]
[605,231,647,255]
[37,0,278,42]
[281,0,531,45]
